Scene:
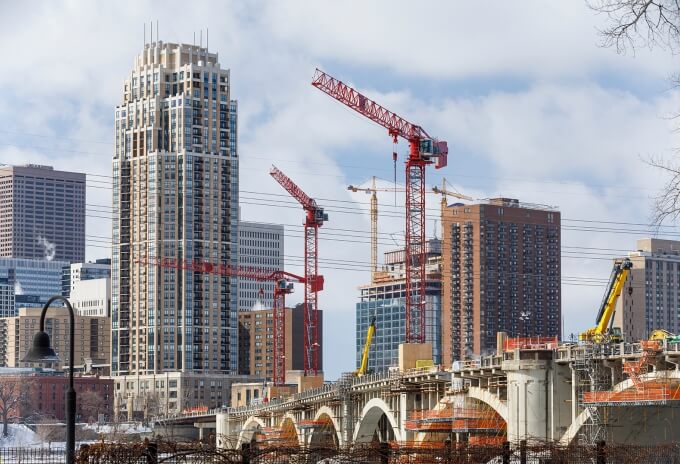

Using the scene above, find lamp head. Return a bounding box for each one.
[22,331,60,363]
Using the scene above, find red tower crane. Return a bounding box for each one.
[133,256,308,386]
[312,69,448,344]
[269,165,327,375]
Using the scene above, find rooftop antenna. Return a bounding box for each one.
[150,20,153,45]
[144,22,146,47]
[156,19,159,42]
[207,28,209,50]
[193,31,196,47]
[200,30,203,48]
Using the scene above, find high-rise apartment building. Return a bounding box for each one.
[441,198,561,364]
[0,257,67,314]
[356,240,442,373]
[0,164,85,262]
[238,303,323,379]
[1,306,110,369]
[111,40,239,402]
[62,259,111,297]
[238,221,284,311]
[614,238,680,341]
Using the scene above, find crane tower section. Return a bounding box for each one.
[270,166,327,375]
[312,69,447,343]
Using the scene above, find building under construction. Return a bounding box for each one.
[356,239,442,374]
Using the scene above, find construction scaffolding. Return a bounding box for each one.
[404,404,506,443]
[503,336,559,351]
[572,344,611,445]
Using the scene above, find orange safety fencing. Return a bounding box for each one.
[468,435,506,446]
[297,419,332,429]
[504,336,559,351]
[389,441,447,450]
[182,405,209,414]
[405,407,506,432]
[583,385,680,404]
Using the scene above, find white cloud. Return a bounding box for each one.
[0,0,678,378]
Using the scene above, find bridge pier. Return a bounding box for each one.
[504,350,571,443]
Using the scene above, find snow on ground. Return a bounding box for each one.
[0,424,41,447]
[82,422,153,434]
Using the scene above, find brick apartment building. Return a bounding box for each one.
[441,198,561,363]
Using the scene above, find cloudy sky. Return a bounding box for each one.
[1,1,679,379]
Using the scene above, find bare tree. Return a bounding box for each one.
[589,0,680,53]
[0,378,32,437]
[36,419,63,450]
[79,390,104,424]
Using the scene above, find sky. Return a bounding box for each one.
[1,1,679,380]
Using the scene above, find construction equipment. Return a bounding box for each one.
[355,316,377,377]
[270,165,327,376]
[133,256,307,385]
[349,177,470,283]
[348,177,407,283]
[649,329,680,343]
[314,69,448,343]
[432,177,473,209]
[579,258,632,344]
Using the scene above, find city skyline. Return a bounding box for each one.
[1,1,679,379]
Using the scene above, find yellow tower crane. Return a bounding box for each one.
[432,177,473,210]
[347,177,406,283]
[349,177,472,283]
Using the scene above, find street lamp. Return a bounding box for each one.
[22,295,76,464]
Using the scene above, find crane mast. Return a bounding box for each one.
[270,166,327,375]
[134,256,305,385]
[314,69,448,343]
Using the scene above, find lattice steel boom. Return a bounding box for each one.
[270,166,327,375]
[313,69,448,343]
[133,256,306,385]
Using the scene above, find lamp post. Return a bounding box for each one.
[22,295,76,464]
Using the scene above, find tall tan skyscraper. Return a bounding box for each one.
[441,198,561,364]
[111,41,239,415]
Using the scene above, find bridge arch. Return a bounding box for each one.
[237,416,266,449]
[467,386,509,423]
[279,415,300,447]
[353,397,401,443]
[312,406,342,447]
[559,370,680,445]
[309,408,340,449]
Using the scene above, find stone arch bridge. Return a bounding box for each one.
[160,342,680,448]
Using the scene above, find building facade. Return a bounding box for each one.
[62,259,111,297]
[238,221,284,311]
[614,238,680,341]
[441,198,561,364]
[0,277,14,318]
[112,372,251,419]
[111,41,239,406]
[238,303,323,379]
[0,164,85,262]
[0,369,113,422]
[0,257,67,314]
[1,306,110,369]
[70,277,111,317]
[356,240,442,373]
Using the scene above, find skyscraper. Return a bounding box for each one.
[356,240,442,373]
[614,238,680,341]
[441,198,561,364]
[0,164,85,262]
[112,41,239,415]
[238,221,284,311]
